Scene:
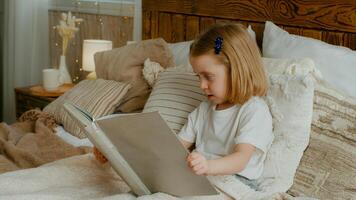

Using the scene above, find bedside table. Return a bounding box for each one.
[14,84,74,118]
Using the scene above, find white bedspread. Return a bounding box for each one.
[0,154,296,200]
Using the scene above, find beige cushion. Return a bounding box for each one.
[94,38,174,113]
[43,79,131,138]
[288,82,356,199]
[142,68,207,133]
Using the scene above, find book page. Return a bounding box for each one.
[95,112,218,197]
[63,102,151,196]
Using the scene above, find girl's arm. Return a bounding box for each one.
[208,143,255,175]
[187,143,255,175]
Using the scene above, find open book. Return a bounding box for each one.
[63,102,218,197]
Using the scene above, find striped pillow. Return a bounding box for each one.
[143,69,207,133]
[44,79,131,138]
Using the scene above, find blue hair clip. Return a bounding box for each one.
[214,36,223,54]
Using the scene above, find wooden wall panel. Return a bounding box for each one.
[283,26,300,35]
[344,33,356,51]
[301,29,322,41]
[48,12,62,69]
[49,10,133,82]
[118,16,134,46]
[186,16,199,40]
[158,13,172,42]
[142,1,356,51]
[215,19,233,24]
[248,22,265,48]
[142,11,151,39]
[151,12,159,39]
[143,0,356,33]
[322,32,345,46]
[171,14,185,42]
[199,17,215,33]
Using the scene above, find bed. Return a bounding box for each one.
[0,0,355,199]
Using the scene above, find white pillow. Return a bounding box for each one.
[260,58,316,192]
[167,40,194,72]
[263,21,356,98]
[262,57,322,80]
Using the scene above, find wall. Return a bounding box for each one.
[49,11,133,82]
[48,1,135,82]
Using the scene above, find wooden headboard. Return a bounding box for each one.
[142,0,356,50]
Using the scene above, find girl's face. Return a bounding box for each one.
[190,54,233,110]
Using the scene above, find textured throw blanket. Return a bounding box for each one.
[0,153,295,200]
[0,109,91,174]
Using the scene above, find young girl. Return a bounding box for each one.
[94,23,273,189]
[178,23,273,189]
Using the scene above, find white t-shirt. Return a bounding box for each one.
[178,97,274,180]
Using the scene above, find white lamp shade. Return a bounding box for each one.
[82,40,113,72]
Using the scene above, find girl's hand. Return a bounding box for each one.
[93,147,108,164]
[187,152,210,175]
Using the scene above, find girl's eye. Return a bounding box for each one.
[196,74,213,81]
[206,75,214,80]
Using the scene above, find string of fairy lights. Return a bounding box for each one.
[51,0,132,83]
[74,0,81,82]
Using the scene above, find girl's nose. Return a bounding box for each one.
[200,80,208,90]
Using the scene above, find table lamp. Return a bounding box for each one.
[82,39,113,79]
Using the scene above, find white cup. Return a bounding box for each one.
[43,68,60,92]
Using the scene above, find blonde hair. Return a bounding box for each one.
[190,23,268,105]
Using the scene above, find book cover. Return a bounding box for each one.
[63,102,218,197]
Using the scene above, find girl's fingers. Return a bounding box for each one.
[192,163,204,171]
[187,152,207,174]
[188,156,203,166]
[188,160,208,175]
[187,152,203,161]
[190,158,202,166]
[194,165,207,175]
[186,153,195,162]
[189,152,200,159]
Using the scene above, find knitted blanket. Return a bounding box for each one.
[0,109,91,174]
